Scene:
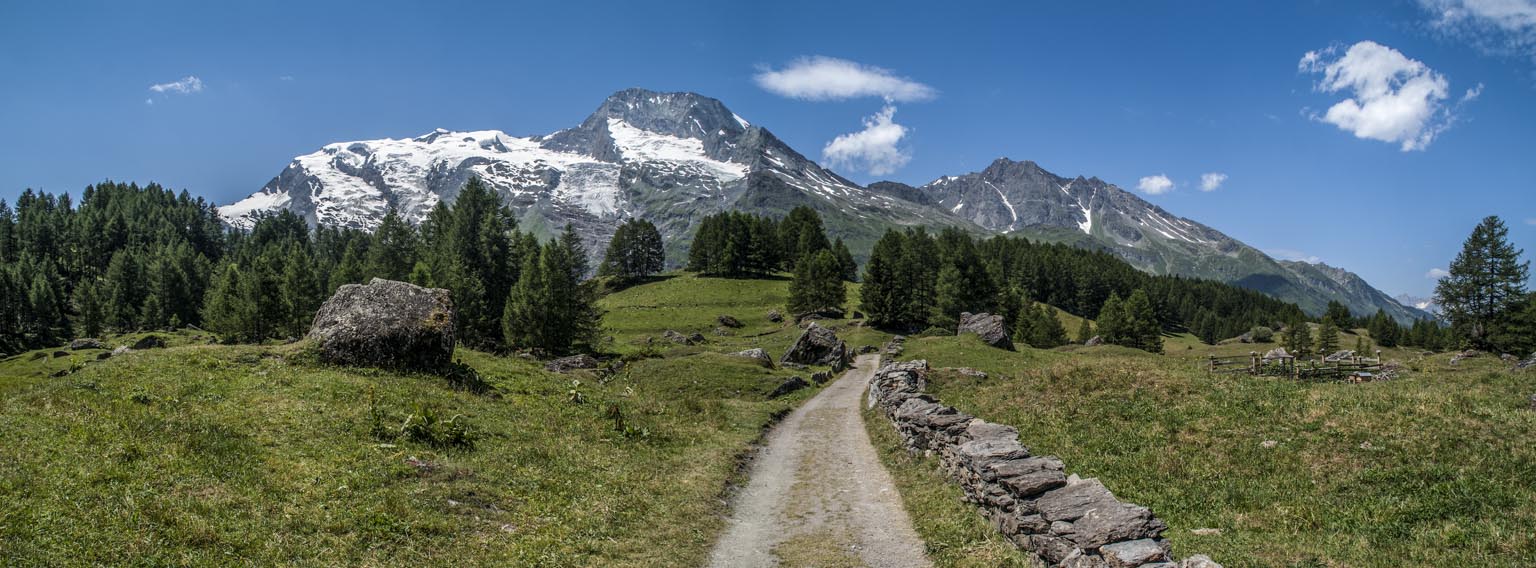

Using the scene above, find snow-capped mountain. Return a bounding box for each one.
[1394,294,1441,317]
[902,158,1430,324]
[223,88,1427,323]
[222,88,972,260]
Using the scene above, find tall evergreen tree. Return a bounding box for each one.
[832,238,858,282]
[103,250,144,331]
[787,250,846,316]
[1097,293,1127,346]
[1315,317,1341,355]
[72,278,105,339]
[367,207,417,281]
[1076,316,1093,344]
[859,230,910,328]
[599,218,665,283]
[1121,289,1163,353]
[1435,216,1529,350]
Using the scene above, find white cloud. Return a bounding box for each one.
[755,56,936,102]
[1268,249,1323,263]
[1199,172,1228,192]
[1426,267,1451,279]
[1137,174,1175,195]
[1462,82,1485,101]
[822,105,911,175]
[149,76,204,95]
[279,75,295,82]
[1298,41,1465,151]
[1420,0,1536,62]
[1526,217,1536,225]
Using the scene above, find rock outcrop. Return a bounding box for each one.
[663,330,705,345]
[69,338,106,350]
[546,354,598,372]
[769,376,810,398]
[131,335,167,350]
[308,278,456,369]
[780,323,851,371]
[868,360,1219,568]
[729,348,775,368]
[958,312,1013,350]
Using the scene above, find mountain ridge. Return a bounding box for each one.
[220,88,1428,324]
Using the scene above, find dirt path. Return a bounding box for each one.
[707,354,930,568]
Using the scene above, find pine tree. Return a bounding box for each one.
[1097,293,1127,345]
[832,238,858,282]
[202,264,249,343]
[859,230,910,329]
[25,271,64,343]
[1076,316,1093,344]
[103,250,143,331]
[328,239,368,292]
[599,218,665,284]
[1283,320,1313,358]
[72,278,105,339]
[1122,289,1163,353]
[1021,304,1068,348]
[280,244,323,337]
[1315,317,1340,356]
[788,250,845,316]
[1435,216,1530,350]
[367,207,417,281]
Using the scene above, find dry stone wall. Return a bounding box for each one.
[867,359,1222,568]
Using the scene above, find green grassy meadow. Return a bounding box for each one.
[892,332,1536,567]
[0,274,860,567]
[4,273,1534,567]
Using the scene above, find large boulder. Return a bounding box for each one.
[131,335,167,350]
[308,278,456,369]
[958,312,1013,350]
[780,323,851,370]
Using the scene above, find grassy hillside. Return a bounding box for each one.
[0,273,864,567]
[883,334,1536,567]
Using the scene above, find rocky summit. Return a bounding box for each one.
[222,88,1429,324]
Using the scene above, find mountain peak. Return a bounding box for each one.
[540,88,752,161]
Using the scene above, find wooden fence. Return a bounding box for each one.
[1207,350,1383,382]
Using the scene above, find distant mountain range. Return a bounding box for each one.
[221,88,1431,324]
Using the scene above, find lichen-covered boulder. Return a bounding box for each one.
[730,348,774,368]
[958,312,1013,350]
[308,278,455,369]
[780,323,851,370]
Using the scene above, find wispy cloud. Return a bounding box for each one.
[1426,267,1451,279]
[1419,0,1536,66]
[755,56,936,102]
[1137,174,1175,195]
[1299,41,1470,151]
[279,75,295,82]
[1199,172,1228,192]
[149,76,204,95]
[146,75,204,105]
[1525,217,1536,225]
[822,105,911,176]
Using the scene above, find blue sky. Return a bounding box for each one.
[2,0,1532,298]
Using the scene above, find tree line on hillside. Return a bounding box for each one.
[7,180,1526,359]
[0,179,625,356]
[857,227,1305,352]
